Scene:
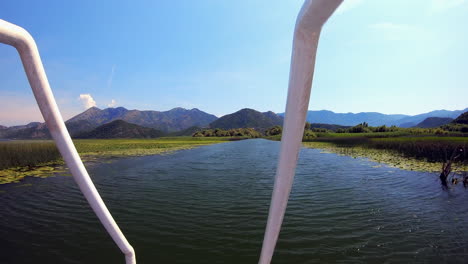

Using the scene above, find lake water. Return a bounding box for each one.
[1,139,468,263]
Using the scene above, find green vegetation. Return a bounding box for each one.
[2,111,467,184]
[269,118,468,173]
[0,141,61,170]
[73,137,228,157]
[193,128,261,138]
[440,112,468,132]
[0,141,63,184]
[166,126,203,137]
[301,129,468,173]
[0,137,229,184]
[309,123,350,131]
[264,126,282,136]
[335,122,401,133]
[307,135,467,162]
[302,141,467,172]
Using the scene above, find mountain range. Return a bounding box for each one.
[67,106,217,133]
[282,108,468,127]
[0,107,217,139]
[0,106,467,139]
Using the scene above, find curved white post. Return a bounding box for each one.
[0,20,136,264]
[258,1,342,263]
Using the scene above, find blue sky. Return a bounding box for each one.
[1,0,467,125]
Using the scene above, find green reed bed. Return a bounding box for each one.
[303,136,468,172]
[370,137,467,162]
[0,141,63,184]
[0,141,61,170]
[73,137,229,157]
[0,137,230,184]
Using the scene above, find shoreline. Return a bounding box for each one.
[2,137,467,185]
[303,141,468,173]
[0,138,230,185]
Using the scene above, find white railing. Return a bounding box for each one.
[0,0,341,263]
[0,20,136,264]
[258,0,342,263]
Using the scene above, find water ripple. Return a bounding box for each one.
[1,139,468,263]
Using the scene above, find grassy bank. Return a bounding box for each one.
[0,141,61,170]
[302,134,468,172]
[0,137,230,184]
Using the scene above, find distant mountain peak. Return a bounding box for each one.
[87,106,101,111]
[169,107,187,111]
[210,108,283,129]
[110,106,128,110]
[26,122,41,127]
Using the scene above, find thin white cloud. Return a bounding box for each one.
[335,0,364,14]
[369,23,422,41]
[108,99,117,107]
[107,65,116,90]
[430,0,466,13]
[79,94,97,109]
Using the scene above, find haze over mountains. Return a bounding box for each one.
[0,106,467,139]
[282,108,468,128]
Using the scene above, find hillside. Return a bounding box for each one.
[166,126,202,137]
[413,117,453,128]
[210,108,283,130]
[452,112,468,124]
[75,120,165,139]
[67,106,217,133]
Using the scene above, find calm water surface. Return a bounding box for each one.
[1,139,467,263]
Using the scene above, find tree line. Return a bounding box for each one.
[193,128,261,138]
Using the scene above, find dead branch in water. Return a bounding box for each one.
[440,146,466,187]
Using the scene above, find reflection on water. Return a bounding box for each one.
[1,139,467,263]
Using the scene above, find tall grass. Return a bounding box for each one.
[0,137,230,171]
[0,141,61,170]
[306,135,468,163]
[370,137,467,162]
